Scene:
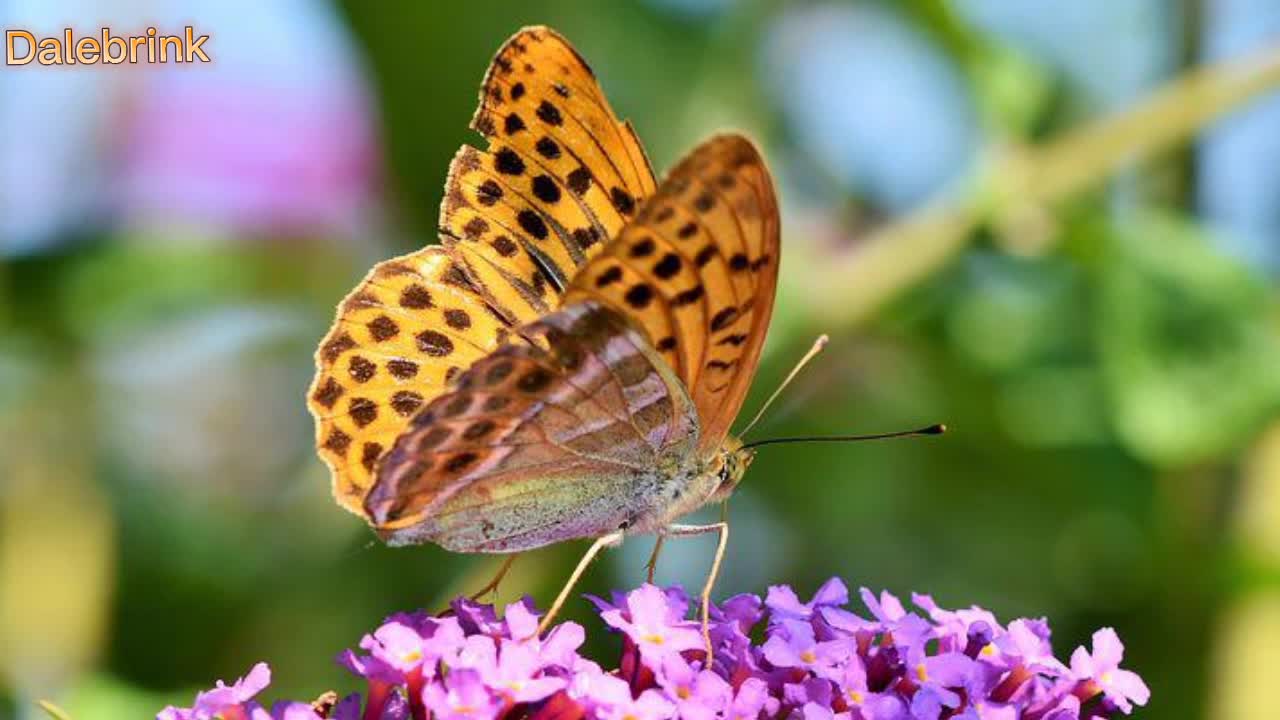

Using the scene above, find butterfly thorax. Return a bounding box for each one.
[642,436,754,533]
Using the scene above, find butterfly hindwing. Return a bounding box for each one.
[366,301,698,551]
[308,247,515,515]
[564,134,780,453]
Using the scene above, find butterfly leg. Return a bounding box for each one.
[538,530,625,635]
[645,536,666,583]
[664,521,729,663]
[469,554,519,601]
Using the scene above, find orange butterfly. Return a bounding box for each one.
[308,26,778,654]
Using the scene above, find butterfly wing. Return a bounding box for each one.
[308,248,515,515]
[441,26,656,325]
[363,136,778,550]
[563,134,780,453]
[309,26,657,520]
[366,301,698,551]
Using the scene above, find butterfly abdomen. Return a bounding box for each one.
[386,466,677,552]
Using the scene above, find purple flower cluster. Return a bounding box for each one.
[155,662,361,720]
[157,579,1149,720]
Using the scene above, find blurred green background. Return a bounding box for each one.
[2,1,1279,718]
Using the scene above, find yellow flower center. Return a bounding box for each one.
[980,644,996,657]
[848,690,865,704]
[800,650,817,664]
[677,686,691,700]
[643,633,665,645]
[401,650,422,663]
[1101,671,1114,685]
[916,663,928,682]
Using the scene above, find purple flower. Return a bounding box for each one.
[860,589,933,653]
[541,621,589,669]
[727,677,776,720]
[836,654,872,705]
[800,701,851,720]
[859,588,908,625]
[1070,628,1151,713]
[598,584,704,664]
[911,594,1003,650]
[709,594,765,677]
[717,593,766,631]
[995,618,1069,676]
[770,579,874,642]
[783,676,833,707]
[482,641,567,703]
[910,684,961,720]
[766,578,849,622]
[597,689,676,720]
[421,616,469,661]
[336,648,401,687]
[762,620,850,678]
[422,669,502,720]
[157,662,272,720]
[368,621,431,676]
[452,597,506,636]
[655,655,731,720]
[568,662,631,711]
[502,599,541,641]
[915,652,979,696]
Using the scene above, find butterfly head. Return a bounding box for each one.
[708,435,755,503]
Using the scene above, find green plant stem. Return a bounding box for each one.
[806,43,1280,326]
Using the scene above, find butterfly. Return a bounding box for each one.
[308,26,778,654]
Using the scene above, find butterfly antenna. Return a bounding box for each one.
[740,334,829,438]
[740,423,946,451]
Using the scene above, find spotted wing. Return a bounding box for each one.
[563,134,780,453]
[365,301,698,552]
[440,25,657,326]
[310,26,657,522]
[308,247,516,516]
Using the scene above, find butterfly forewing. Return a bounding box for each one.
[367,302,698,551]
[441,26,657,325]
[474,27,655,202]
[564,135,780,453]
